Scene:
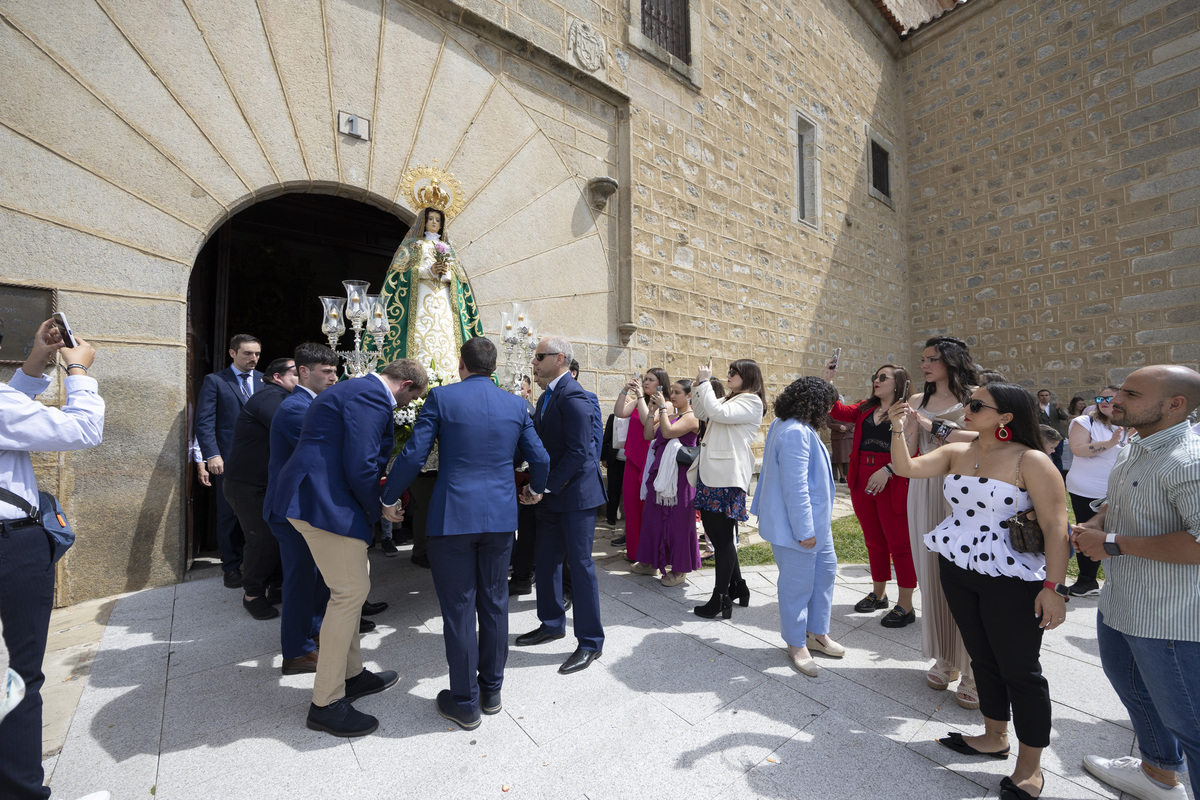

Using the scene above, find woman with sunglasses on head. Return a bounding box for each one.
[690,359,766,618]
[825,361,917,628]
[903,335,981,708]
[632,380,701,586]
[1063,385,1126,598]
[614,368,670,565]
[890,384,1069,800]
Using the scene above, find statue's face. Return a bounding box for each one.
[425,210,443,236]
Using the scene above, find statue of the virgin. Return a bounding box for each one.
[379,164,483,382]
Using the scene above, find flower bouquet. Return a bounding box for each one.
[392,359,447,464]
[433,240,452,283]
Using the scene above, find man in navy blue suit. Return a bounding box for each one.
[263,343,339,675]
[384,337,549,729]
[268,358,427,737]
[196,333,263,587]
[515,336,607,674]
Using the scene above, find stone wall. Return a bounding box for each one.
[904,0,1200,394]
[611,0,913,407]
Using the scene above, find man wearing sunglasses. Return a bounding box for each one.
[1072,365,1200,800]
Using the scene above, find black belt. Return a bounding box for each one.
[0,517,41,534]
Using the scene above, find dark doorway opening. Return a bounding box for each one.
[185,193,410,568]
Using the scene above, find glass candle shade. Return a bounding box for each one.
[343,280,370,324]
[367,294,390,337]
[320,296,346,337]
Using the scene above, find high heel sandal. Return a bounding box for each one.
[694,592,732,619]
[729,578,750,607]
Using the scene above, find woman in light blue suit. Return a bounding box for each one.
[751,377,845,677]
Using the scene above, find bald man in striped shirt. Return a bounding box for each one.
[1071,365,1200,800]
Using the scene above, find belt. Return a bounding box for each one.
[856,452,892,465]
[0,517,41,534]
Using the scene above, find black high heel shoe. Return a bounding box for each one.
[694,592,733,619]
[729,578,750,607]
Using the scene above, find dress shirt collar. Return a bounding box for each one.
[1128,420,1192,452]
[370,372,398,409]
[295,385,317,399]
[546,371,568,393]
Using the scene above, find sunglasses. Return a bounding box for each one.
[1096,395,1115,403]
[966,399,1000,413]
[533,351,560,362]
[727,368,739,378]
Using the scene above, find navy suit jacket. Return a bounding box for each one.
[583,389,603,457]
[535,373,607,513]
[263,388,315,523]
[266,376,394,542]
[384,374,550,535]
[195,366,264,460]
[225,383,289,486]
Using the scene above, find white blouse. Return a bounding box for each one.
[924,474,1045,582]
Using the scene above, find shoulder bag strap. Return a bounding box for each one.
[1014,449,1027,490]
[0,486,38,519]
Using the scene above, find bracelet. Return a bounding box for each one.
[64,363,89,374]
[883,464,894,476]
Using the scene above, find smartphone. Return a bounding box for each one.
[52,312,78,348]
[903,379,911,399]
[830,347,842,369]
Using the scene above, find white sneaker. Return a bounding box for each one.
[1082,755,1186,800]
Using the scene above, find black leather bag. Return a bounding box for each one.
[676,444,701,466]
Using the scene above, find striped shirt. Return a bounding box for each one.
[1098,421,1200,642]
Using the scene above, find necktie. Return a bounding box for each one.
[539,384,554,420]
[239,372,251,401]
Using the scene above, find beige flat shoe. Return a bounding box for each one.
[787,646,819,677]
[630,562,659,576]
[806,632,846,658]
[660,571,687,587]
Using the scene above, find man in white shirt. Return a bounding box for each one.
[0,318,104,800]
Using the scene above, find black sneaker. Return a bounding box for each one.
[1068,579,1101,597]
[242,595,279,620]
[381,539,399,557]
[611,535,626,546]
[880,604,916,628]
[854,592,888,613]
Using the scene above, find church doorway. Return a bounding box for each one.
[185,193,410,570]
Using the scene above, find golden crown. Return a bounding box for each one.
[401,161,465,220]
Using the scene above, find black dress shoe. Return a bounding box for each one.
[359,618,377,634]
[266,587,282,605]
[436,689,481,730]
[306,698,378,737]
[880,604,916,628]
[508,578,532,596]
[411,553,431,569]
[558,647,601,674]
[361,600,389,616]
[514,624,566,646]
[563,592,573,612]
[481,690,502,715]
[611,535,626,546]
[223,570,243,589]
[242,595,279,620]
[854,592,889,613]
[344,668,399,702]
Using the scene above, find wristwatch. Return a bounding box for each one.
[1103,533,1122,557]
[1043,580,1070,599]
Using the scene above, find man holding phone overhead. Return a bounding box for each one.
[0,318,105,800]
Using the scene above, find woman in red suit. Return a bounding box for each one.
[613,368,669,563]
[827,362,917,627]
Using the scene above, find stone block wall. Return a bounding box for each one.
[904,0,1200,395]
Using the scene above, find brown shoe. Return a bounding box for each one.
[282,650,319,675]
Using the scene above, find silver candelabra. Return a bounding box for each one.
[500,302,537,393]
[319,280,391,379]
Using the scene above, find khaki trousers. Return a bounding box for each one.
[289,519,370,707]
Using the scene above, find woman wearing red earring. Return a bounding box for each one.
[889,384,1069,800]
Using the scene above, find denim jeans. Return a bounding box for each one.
[1098,612,1200,795]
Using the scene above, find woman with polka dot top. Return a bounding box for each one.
[888,383,1069,800]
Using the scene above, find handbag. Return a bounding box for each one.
[998,451,1044,554]
[0,486,75,563]
[676,444,700,466]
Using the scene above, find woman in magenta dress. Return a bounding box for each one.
[634,380,701,586]
[613,368,669,563]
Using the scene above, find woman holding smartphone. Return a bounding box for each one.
[691,359,765,619]
[890,383,1069,800]
[826,362,916,627]
[1063,385,1125,597]
[614,368,670,563]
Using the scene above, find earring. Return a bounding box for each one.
[995,423,1012,442]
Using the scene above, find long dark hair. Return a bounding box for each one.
[728,359,766,406]
[985,383,1045,453]
[860,364,911,411]
[774,376,837,430]
[643,368,670,401]
[920,336,978,408]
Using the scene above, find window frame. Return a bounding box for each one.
[791,108,822,229]
[628,0,701,89]
[864,123,895,210]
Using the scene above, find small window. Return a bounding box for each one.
[870,140,890,199]
[793,110,821,227]
[642,0,690,64]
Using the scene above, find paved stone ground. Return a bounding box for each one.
[40,519,1192,800]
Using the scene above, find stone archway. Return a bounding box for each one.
[0,0,623,602]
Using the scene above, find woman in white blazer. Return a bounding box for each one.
[751,377,843,676]
[691,359,765,618]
